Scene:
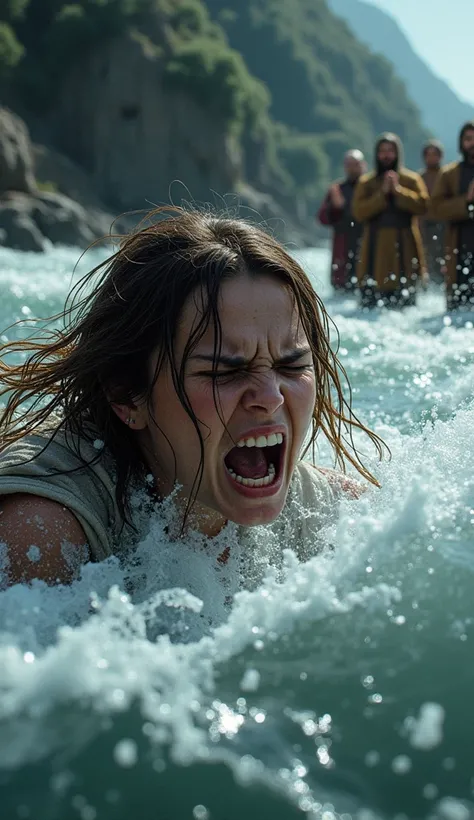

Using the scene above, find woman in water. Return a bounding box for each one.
[0,209,386,590]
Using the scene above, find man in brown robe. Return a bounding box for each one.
[317,149,366,292]
[352,133,429,309]
[419,139,445,283]
[431,121,474,311]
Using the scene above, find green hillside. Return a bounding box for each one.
[205,0,428,170]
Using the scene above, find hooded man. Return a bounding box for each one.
[317,149,366,292]
[431,121,474,311]
[419,139,445,283]
[352,133,429,308]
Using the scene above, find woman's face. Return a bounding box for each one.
[136,273,316,535]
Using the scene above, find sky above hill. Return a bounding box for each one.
[368,0,474,105]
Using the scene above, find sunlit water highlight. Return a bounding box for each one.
[1,244,474,820]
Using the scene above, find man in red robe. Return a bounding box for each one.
[317,149,366,292]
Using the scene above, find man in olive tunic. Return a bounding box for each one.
[432,121,474,311]
[352,133,428,309]
[317,149,366,292]
[419,139,445,283]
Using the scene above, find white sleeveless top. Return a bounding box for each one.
[0,427,337,573]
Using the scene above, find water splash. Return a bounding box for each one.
[1,246,474,819]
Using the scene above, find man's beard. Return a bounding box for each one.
[463,148,474,164]
[377,159,397,173]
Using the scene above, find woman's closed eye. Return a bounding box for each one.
[197,363,313,381]
[199,369,247,382]
[278,364,314,375]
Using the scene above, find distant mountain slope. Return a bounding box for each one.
[328,0,474,161]
[206,0,428,171]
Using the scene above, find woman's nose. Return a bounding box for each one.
[240,372,284,415]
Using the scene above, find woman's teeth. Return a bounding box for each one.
[226,462,276,487]
[236,432,283,448]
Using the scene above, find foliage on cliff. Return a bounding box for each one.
[1,0,267,133]
[0,0,428,217]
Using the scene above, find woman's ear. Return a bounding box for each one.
[110,400,148,431]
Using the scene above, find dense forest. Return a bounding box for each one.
[0,0,429,223]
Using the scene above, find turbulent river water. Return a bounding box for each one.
[0,244,474,820]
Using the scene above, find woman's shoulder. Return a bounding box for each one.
[292,461,364,503]
[279,462,365,562]
[0,426,120,561]
[0,422,105,470]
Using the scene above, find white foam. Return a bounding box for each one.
[407,702,445,750]
[26,546,41,563]
[2,246,474,814]
[435,797,471,820]
[240,668,261,692]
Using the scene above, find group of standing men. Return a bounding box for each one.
[317,121,474,311]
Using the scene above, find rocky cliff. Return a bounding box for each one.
[0,0,432,252]
[50,31,241,213]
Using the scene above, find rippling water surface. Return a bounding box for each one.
[1,244,474,820]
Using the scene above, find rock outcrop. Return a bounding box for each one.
[0,107,116,252]
[0,107,36,196]
[33,143,117,237]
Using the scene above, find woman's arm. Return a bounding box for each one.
[0,493,90,587]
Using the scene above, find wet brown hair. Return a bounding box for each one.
[0,207,388,522]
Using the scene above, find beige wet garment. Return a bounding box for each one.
[0,427,337,564]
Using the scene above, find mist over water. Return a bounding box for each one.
[1,245,474,820]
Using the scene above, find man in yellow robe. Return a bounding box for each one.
[352,133,429,309]
[431,121,474,311]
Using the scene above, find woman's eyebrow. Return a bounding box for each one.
[277,348,312,364]
[189,354,248,367]
[189,347,312,366]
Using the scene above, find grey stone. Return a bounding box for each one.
[33,143,116,237]
[31,192,96,247]
[0,108,36,195]
[0,200,47,252]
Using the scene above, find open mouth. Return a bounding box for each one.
[224,432,285,489]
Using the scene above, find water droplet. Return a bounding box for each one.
[113,739,138,768]
[391,755,412,774]
[365,750,380,767]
